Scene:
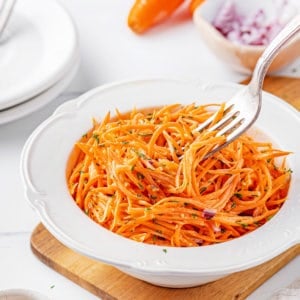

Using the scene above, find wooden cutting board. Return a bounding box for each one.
[31,76,300,300]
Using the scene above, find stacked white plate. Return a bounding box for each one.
[0,0,79,124]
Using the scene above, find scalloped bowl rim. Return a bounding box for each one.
[20,79,300,278]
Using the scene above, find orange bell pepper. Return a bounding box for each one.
[189,0,205,13]
[128,0,185,34]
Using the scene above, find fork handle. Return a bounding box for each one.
[249,14,300,95]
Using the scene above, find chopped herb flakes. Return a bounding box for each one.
[237,221,248,228]
[234,193,242,199]
[200,187,207,194]
[92,133,100,144]
[137,172,145,180]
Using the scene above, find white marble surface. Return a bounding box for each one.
[0,0,300,299]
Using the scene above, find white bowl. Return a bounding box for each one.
[193,0,300,74]
[20,79,300,288]
[0,289,49,300]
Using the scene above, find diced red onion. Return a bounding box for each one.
[212,224,221,233]
[213,0,239,36]
[202,208,217,220]
[195,238,203,245]
[212,0,290,46]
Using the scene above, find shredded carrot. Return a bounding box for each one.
[67,103,292,247]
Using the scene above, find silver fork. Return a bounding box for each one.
[195,15,300,159]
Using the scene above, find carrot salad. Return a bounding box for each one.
[67,103,291,247]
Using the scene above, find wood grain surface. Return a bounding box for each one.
[31,224,300,300]
[31,76,300,300]
[243,76,300,110]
